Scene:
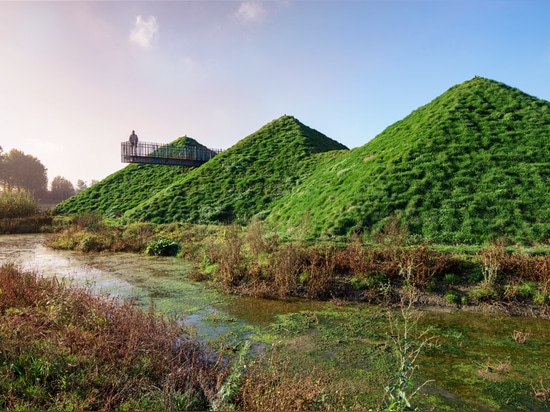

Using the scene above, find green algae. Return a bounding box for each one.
[2,234,550,410]
[417,310,550,410]
[261,304,550,410]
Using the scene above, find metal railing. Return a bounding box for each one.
[121,141,222,166]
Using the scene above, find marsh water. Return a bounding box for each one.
[2,234,550,410]
[0,233,324,341]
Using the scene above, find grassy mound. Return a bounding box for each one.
[123,115,348,224]
[269,77,550,244]
[56,116,347,225]
[54,137,207,218]
[56,78,550,245]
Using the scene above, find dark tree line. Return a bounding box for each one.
[0,146,93,203]
[0,147,48,195]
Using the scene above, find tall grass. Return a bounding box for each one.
[0,263,229,410]
[47,220,550,310]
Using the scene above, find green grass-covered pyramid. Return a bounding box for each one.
[268,77,550,244]
[55,137,204,218]
[56,116,348,222]
[57,78,550,245]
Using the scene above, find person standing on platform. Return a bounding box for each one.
[129,130,138,155]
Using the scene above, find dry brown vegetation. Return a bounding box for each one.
[47,215,550,311]
[0,263,228,410]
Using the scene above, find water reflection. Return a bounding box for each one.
[0,234,325,341]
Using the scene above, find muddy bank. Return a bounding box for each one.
[401,288,550,319]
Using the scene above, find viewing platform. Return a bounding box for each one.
[121,141,222,167]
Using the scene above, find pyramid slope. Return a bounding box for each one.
[124,115,348,223]
[55,137,205,217]
[269,77,550,244]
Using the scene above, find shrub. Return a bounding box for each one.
[444,273,460,285]
[468,287,498,303]
[234,346,333,411]
[534,291,550,306]
[79,234,104,252]
[0,191,39,218]
[0,263,229,410]
[504,281,538,301]
[73,212,105,232]
[145,238,181,256]
[445,290,459,304]
[351,272,388,290]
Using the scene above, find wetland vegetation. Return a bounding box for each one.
[28,214,549,410]
[3,76,550,410]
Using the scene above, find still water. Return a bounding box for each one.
[0,233,324,341]
[3,234,550,409]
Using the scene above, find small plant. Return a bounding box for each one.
[518,282,537,299]
[532,379,550,402]
[468,287,498,303]
[467,267,484,284]
[378,279,394,303]
[444,273,459,285]
[512,329,531,344]
[534,290,550,306]
[213,341,251,411]
[383,292,435,411]
[426,277,437,292]
[145,238,181,256]
[445,290,459,304]
[351,272,387,290]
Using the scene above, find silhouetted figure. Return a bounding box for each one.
[129,130,138,155]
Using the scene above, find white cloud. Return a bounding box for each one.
[129,15,158,49]
[234,1,267,23]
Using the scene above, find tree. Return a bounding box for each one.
[75,179,88,193]
[50,176,75,202]
[1,149,48,195]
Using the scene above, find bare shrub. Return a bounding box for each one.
[214,224,245,290]
[271,243,306,299]
[478,241,507,287]
[339,232,375,275]
[302,245,336,300]
[119,222,157,252]
[397,244,452,288]
[244,217,278,256]
[235,346,333,411]
[533,255,550,296]
[371,212,410,248]
[73,212,105,232]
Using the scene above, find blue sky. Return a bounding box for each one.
[1,0,550,186]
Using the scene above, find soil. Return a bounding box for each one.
[400,287,550,319]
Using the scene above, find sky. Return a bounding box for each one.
[1,0,550,187]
